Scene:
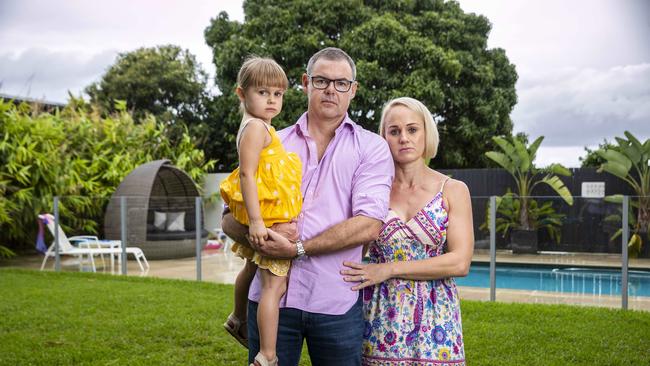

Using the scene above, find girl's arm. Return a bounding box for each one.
[342,180,475,290]
[238,119,272,245]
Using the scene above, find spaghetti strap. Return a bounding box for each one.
[236,118,273,149]
[243,118,272,132]
[439,177,451,194]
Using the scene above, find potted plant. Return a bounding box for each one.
[597,131,649,257]
[485,135,574,253]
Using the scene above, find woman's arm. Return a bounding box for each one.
[342,180,474,290]
[238,120,271,245]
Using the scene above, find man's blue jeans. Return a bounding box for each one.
[247,294,363,366]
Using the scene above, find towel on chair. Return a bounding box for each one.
[35,215,49,254]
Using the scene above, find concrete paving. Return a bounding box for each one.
[3,248,649,311]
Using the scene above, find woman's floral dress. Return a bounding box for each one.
[362,186,465,366]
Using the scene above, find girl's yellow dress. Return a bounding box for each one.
[219,123,302,276]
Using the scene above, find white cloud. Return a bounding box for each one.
[0,0,246,101]
[0,48,118,102]
[456,0,650,167]
[512,64,650,148]
[459,0,650,71]
[535,146,591,168]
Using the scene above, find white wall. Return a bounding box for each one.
[202,173,230,234]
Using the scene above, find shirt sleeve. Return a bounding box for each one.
[351,134,394,222]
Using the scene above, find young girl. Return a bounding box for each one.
[220,57,302,366]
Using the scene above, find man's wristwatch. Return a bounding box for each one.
[295,240,306,259]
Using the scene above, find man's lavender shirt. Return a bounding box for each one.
[248,112,394,315]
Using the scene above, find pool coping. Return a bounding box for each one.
[458,286,650,312]
[472,249,650,270]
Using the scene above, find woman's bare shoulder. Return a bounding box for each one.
[430,172,470,207]
[428,170,467,191]
[444,179,471,212]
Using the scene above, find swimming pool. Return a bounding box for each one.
[455,263,650,297]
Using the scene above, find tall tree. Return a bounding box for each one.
[86,45,209,128]
[204,0,518,170]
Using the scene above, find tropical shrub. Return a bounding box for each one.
[597,131,649,257]
[483,135,574,242]
[488,190,567,244]
[0,98,215,253]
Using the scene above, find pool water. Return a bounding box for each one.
[455,263,650,297]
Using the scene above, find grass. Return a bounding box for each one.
[0,269,649,365]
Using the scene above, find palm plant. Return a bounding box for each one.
[490,191,567,243]
[597,131,649,257]
[485,135,574,242]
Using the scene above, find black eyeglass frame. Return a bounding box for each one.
[307,74,356,92]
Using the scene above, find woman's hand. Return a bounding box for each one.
[341,261,393,291]
[248,220,268,246]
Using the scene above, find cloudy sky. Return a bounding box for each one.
[1,0,648,167]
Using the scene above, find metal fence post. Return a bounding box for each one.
[54,196,60,272]
[489,196,496,302]
[622,196,629,310]
[196,197,202,281]
[120,196,127,275]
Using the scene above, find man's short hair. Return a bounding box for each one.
[379,97,439,160]
[306,47,356,80]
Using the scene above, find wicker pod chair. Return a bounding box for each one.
[104,159,208,259]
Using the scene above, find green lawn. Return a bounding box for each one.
[1,269,649,365]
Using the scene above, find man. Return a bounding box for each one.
[222,47,394,365]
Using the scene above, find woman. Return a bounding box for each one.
[341,97,474,365]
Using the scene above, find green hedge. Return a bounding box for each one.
[0,99,215,254]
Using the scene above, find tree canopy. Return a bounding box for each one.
[580,139,615,168]
[204,0,518,170]
[86,45,209,127]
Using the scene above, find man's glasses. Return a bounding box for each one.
[308,75,355,92]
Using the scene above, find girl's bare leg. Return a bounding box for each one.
[233,259,257,336]
[257,268,287,362]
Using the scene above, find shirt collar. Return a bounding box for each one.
[295,112,356,136]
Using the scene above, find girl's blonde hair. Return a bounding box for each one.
[235,57,289,149]
[379,97,439,160]
[237,56,288,91]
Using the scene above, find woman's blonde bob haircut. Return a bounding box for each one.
[379,97,439,160]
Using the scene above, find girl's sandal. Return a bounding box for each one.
[223,313,248,349]
[250,352,278,366]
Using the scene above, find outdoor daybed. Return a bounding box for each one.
[104,159,208,259]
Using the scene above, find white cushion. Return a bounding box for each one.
[166,212,185,232]
[154,211,167,231]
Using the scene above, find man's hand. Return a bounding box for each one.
[222,212,250,246]
[224,212,298,258]
[252,228,297,259]
[270,219,299,242]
